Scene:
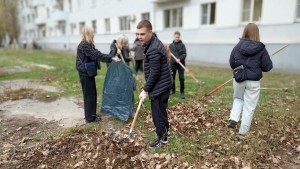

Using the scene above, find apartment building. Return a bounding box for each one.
[18,0,300,71]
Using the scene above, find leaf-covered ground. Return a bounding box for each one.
[1,96,299,168]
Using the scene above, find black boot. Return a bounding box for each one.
[180,92,185,99]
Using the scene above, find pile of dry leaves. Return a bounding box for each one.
[145,102,227,136]
[11,129,192,169]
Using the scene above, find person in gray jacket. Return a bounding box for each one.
[132,37,144,74]
[169,31,187,99]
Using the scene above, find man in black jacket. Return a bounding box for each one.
[137,20,172,148]
[169,31,187,99]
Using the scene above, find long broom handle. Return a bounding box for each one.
[170,52,199,82]
[129,98,143,134]
[205,78,233,96]
[271,44,288,56]
[205,44,289,96]
[170,52,189,72]
[114,43,126,64]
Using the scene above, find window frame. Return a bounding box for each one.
[92,20,97,34]
[104,18,111,33]
[241,0,263,23]
[119,16,131,31]
[201,2,216,25]
[296,0,300,22]
[164,7,183,29]
[141,12,150,21]
[79,22,85,34]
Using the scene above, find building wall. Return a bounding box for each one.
[17,0,300,72]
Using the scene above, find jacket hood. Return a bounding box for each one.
[238,38,265,57]
[173,40,182,44]
[78,41,94,51]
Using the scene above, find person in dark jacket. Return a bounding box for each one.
[169,31,187,99]
[132,37,144,74]
[137,20,172,148]
[109,34,131,66]
[228,23,273,140]
[76,26,120,123]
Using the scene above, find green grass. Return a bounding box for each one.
[1,48,299,167]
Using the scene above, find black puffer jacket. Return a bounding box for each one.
[76,41,113,76]
[110,40,131,63]
[143,34,172,98]
[229,39,273,81]
[169,40,187,65]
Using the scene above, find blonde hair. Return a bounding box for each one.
[163,43,171,60]
[242,23,260,41]
[116,34,129,49]
[81,26,94,45]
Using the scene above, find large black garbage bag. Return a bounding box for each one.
[101,62,136,121]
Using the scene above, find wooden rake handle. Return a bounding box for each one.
[205,78,233,96]
[114,43,126,64]
[129,98,143,134]
[170,52,199,82]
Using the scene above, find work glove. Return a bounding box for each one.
[139,90,148,101]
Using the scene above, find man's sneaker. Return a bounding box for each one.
[180,92,185,99]
[228,120,237,129]
[149,137,168,148]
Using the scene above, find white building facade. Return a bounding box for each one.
[18,0,300,72]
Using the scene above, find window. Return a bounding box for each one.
[55,0,64,10]
[104,18,111,33]
[242,0,262,22]
[141,12,150,20]
[58,21,66,35]
[21,0,24,8]
[69,0,72,12]
[70,23,76,34]
[297,0,300,20]
[47,8,50,18]
[92,20,97,34]
[201,2,216,25]
[79,22,85,34]
[91,0,96,7]
[119,16,131,31]
[164,8,183,28]
[27,15,31,23]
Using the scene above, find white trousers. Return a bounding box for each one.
[229,79,260,134]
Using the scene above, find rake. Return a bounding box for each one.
[108,98,143,143]
[204,44,289,96]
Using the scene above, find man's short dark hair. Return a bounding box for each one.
[174,31,180,36]
[137,20,152,30]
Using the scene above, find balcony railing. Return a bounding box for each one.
[50,10,67,21]
[150,0,187,3]
[32,0,45,6]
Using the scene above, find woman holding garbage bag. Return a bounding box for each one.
[108,34,131,66]
[76,26,120,123]
[228,23,273,140]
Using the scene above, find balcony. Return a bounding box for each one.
[150,0,187,3]
[32,0,45,7]
[50,10,68,21]
[35,15,47,25]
